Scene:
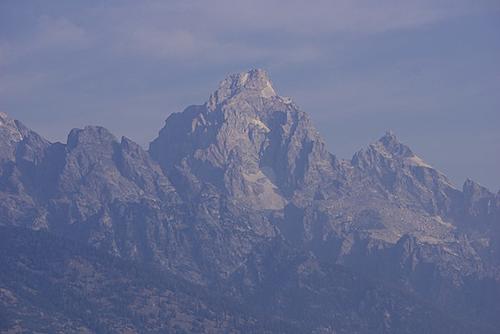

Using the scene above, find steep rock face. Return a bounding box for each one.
[0,117,279,283]
[0,112,50,228]
[149,69,345,281]
[0,111,26,162]
[458,179,500,267]
[51,126,177,212]
[147,70,498,310]
[296,133,465,270]
[309,131,494,295]
[462,179,498,224]
[351,131,462,217]
[0,112,49,173]
[0,121,201,278]
[150,69,338,210]
[40,127,184,264]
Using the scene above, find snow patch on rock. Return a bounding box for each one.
[406,155,432,168]
[250,118,270,132]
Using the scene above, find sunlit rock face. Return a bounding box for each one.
[150,69,339,211]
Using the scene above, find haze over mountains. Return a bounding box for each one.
[1,69,499,333]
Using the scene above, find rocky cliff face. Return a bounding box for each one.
[351,131,462,217]
[150,69,338,209]
[1,69,499,333]
[0,112,50,228]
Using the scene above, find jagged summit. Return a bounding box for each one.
[356,131,433,169]
[150,68,337,207]
[373,131,413,158]
[206,69,280,109]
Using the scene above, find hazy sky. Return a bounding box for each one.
[1,0,499,190]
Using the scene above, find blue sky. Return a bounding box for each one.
[1,0,499,190]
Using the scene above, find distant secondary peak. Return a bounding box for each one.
[373,131,413,158]
[207,69,277,109]
[369,131,437,169]
[67,125,117,149]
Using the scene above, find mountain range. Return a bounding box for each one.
[1,69,499,333]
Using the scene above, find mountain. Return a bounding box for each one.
[1,69,499,333]
[3,225,490,334]
[150,69,338,207]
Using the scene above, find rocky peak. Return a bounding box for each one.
[206,69,279,110]
[353,132,434,170]
[373,131,414,159]
[67,126,117,150]
[48,125,178,221]
[351,131,461,216]
[0,112,49,164]
[150,69,338,207]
